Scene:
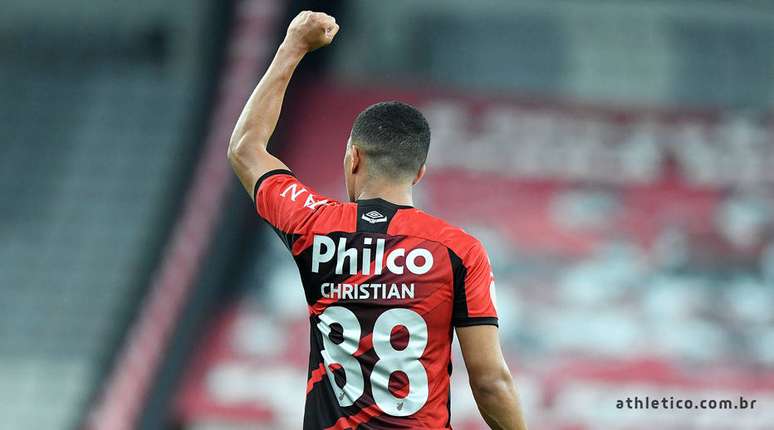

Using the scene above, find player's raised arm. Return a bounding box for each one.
[227,11,339,198]
[457,325,529,430]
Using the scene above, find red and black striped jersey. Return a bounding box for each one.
[254,169,498,430]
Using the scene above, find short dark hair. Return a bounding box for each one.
[350,101,431,180]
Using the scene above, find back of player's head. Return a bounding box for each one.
[350,101,431,181]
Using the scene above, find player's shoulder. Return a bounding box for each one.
[391,208,486,260]
[257,170,337,205]
[256,170,354,230]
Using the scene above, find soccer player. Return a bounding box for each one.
[228,11,528,430]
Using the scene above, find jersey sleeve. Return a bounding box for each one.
[253,169,331,250]
[451,241,498,327]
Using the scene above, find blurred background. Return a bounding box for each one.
[2,0,774,429]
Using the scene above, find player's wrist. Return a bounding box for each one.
[278,39,308,60]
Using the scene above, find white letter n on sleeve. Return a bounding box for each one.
[280,183,306,201]
[279,183,328,210]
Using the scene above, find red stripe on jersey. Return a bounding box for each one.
[307,236,427,316]
[353,333,373,357]
[306,363,327,394]
[323,404,382,430]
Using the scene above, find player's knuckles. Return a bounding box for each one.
[307,18,323,30]
[294,11,310,22]
[312,12,334,25]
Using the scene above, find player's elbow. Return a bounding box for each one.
[227,132,267,165]
[469,366,516,404]
[227,134,244,163]
[227,134,251,167]
[226,142,240,166]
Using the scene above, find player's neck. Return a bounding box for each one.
[356,183,414,207]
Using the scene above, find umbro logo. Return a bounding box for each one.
[361,210,388,224]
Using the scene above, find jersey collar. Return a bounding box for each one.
[356,197,413,209]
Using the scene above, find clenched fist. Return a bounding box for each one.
[284,11,339,53]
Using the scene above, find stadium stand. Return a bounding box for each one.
[0,60,186,429]
[0,1,217,428]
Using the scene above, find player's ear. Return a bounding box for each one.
[412,163,426,185]
[350,144,362,175]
